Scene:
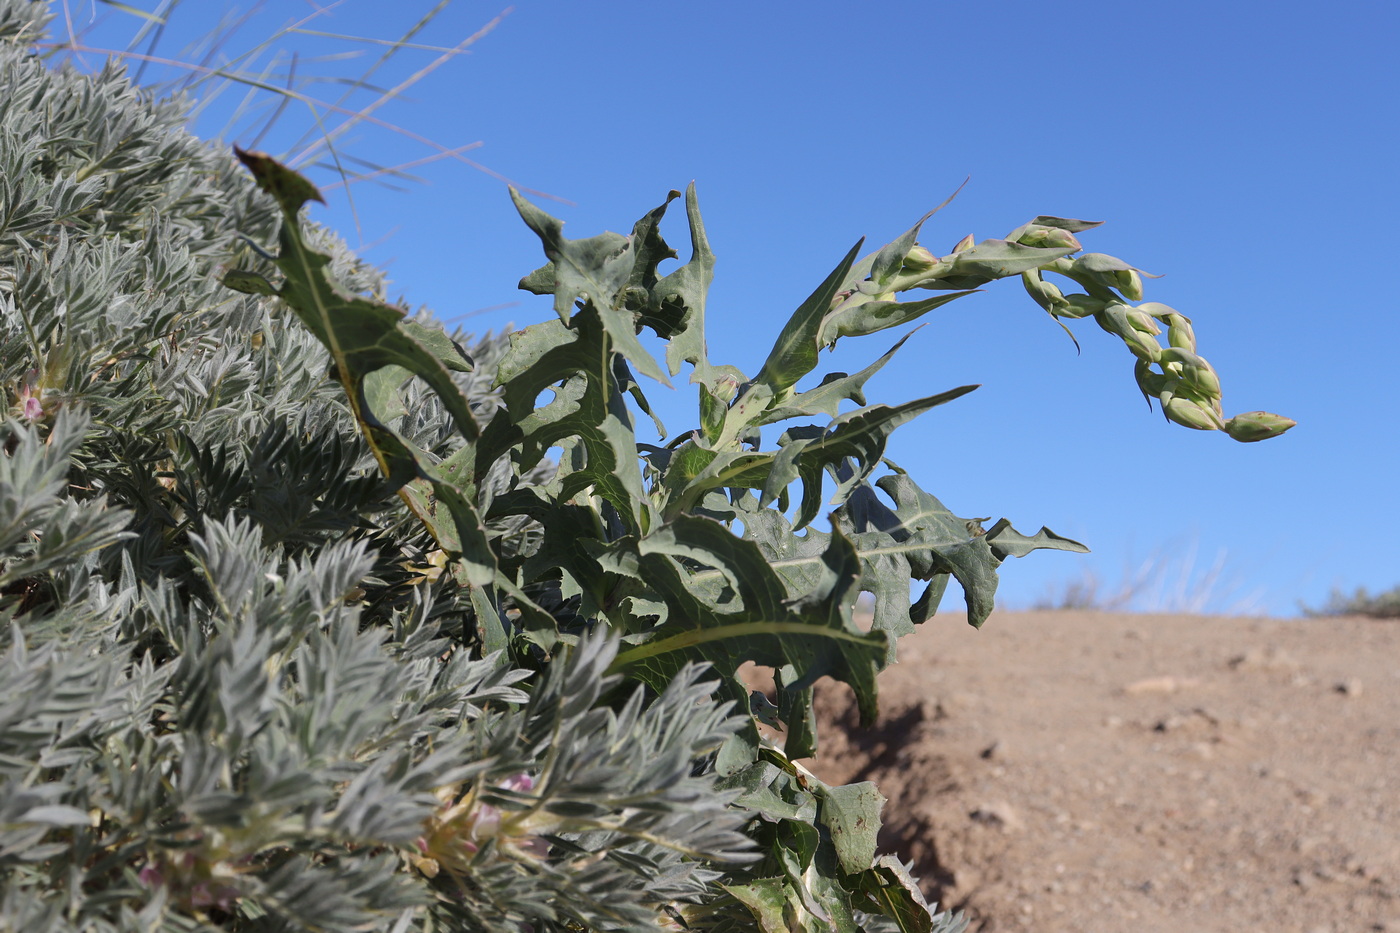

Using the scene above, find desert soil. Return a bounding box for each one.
[806,610,1400,933]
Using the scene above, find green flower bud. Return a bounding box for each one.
[1061,293,1106,318]
[1021,271,1066,312]
[711,373,740,404]
[1223,411,1296,442]
[950,233,975,254]
[901,244,937,272]
[1096,305,1162,361]
[1016,224,1082,251]
[1164,396,1225,431]
[1125,307,1162,335]
[827,288,854,311]
[1159,347,1221,399]
[1163,313,1196,351]
[1124,330,1162,362]
[1183,363,1221,399]
[1134,358,1167,402]
[1114,269,1144,301]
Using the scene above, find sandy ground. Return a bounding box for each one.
[805,610,1400,933]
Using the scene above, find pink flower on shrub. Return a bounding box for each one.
[137,849,240,914]
[414,772,551,878]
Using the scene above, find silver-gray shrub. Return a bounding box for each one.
[0,3,756,930]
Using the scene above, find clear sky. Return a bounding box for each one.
[56,0,1398,617]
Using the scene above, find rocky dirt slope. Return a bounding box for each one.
[807,610,1400,932]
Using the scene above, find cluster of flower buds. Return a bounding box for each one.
[1012,223,1082,252]
[138,850,242,915]
[867,220,1293,444]
[413,773,550,880]
[1019,244,1294,443]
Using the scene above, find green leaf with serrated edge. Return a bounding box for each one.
[821,781,885,875]
[740,750,913,932]
[662,443,776,518]
[233,148,480,445]
[755,238,864,397]
[724,879,791,933]
[818,290,978,347]
[982,518,1089,561]
[231,149,496,585]
[842,471,999,629]
[609,516,885,729]
[519,503,621,620]
[518,261,554,295]
[360,412,494,585]
[234,146,324,207]
[616,353,666,440]
[760,386,981,529]
[759,331,917,425]
[775,667,819,759]
[656,184,720,380]
[622,189,686,339]
[748,691,784,730]
[490,569,558,651]
[863,180,966,289]
[716,761,818,822]
[854,856,938,933]
[484,310,653,534]
[402,319,474,373]
[510,187,672,387]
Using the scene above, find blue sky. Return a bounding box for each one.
[58,0,1397,616]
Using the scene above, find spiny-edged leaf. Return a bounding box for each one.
[233,148,480,446]
[402,319,474,373]
[761,385,980,529]
[510,187,671,387]
[521,503,630,620]
[358,408,494,586]
[818,290,978,348]
[624,188,683,338]
[841,471,1002,629]
[610,515,885,728]
[736,465,1037,662]
[661,441,776,517]
[821,781,885,875]
[854,856,940,933]
[759,331,917,424]
[982,518,1088,561]
[485,310,653,534]
[725,878,791,933]
[232,148,493,585]
[716,761,817,822]
[755,239,864,396]
[518,261,555,295]
[864,181,966,289]
[234,146,324,208]
[656,184,720,380]
[467,583,509,655]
